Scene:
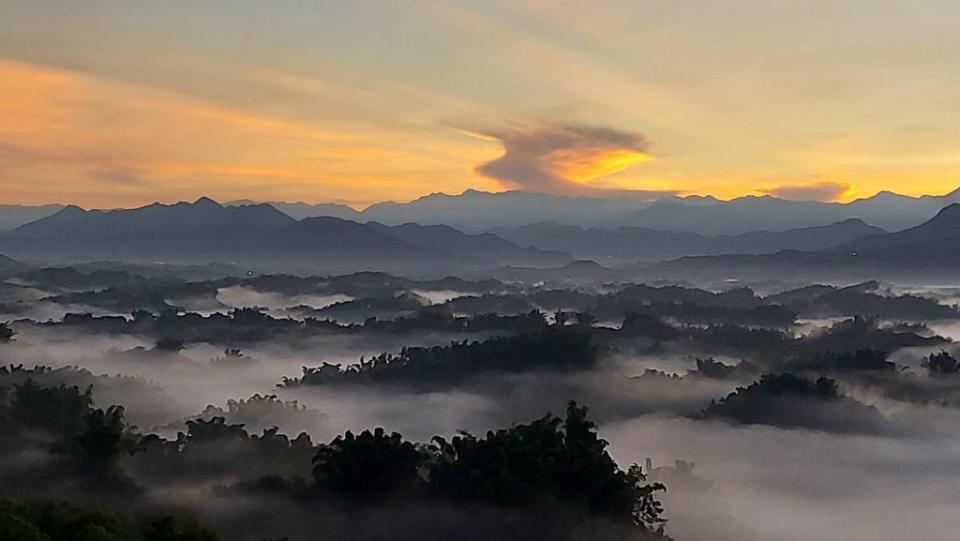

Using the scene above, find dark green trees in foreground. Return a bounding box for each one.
[1,376,668,540]
[312,402,667,534]
[0,503,218,541]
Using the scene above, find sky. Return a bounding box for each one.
[1,0,960,208]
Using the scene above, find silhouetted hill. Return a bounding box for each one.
[227,200,361,221]
[0,198,571,272]
[493,219,884,262]
[626,194,955,234]
[843,203,960,250]
[270,217,433,265]
[0,198,294,263]
[367,221,569,266]
[642,204,960,282]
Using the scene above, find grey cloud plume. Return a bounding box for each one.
[473,123,659,196]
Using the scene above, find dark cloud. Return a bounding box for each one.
[763,181,852,202]
[473,123,659,196]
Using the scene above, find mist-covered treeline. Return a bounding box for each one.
[3,266,960,540]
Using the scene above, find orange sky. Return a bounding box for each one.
[2,1,960,208]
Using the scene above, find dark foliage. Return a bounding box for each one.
[6,379,93,436]
[311,402,666,534]
[925,350,960,376]
[141,515,219,541]
[285,326,598,387]
[74,406,141,476]
[312,428,428,498]
[692,358,737,379]
[0,322,13,342]
[132,417,315,482]
[700,373,889,433]
[0,501,219,541]
[429,402,666,532]
[833,349,896,371]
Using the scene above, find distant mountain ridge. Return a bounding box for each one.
[0,204,64,232]
[0,198,570,273]
[492,218,886,263]
[228,187,960,234]
[641,203,960,282]
[227,199,361,221]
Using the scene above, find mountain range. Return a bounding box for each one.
[6,187,960,237]
[641,204,960,283]
[491,219,885,263]
[0,198,569,273]
[228,188,960,234]
[3,192,960,283]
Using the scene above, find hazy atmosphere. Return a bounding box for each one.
[1,2,959,541]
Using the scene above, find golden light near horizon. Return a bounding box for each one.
[549,149,655,185]
[1,1,960,207]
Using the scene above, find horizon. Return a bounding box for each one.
[5,184,960,212]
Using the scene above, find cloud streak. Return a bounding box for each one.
[762,181,853,202]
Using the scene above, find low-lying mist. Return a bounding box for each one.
[3,270,959,540]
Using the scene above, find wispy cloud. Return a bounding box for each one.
[762,181,853,202]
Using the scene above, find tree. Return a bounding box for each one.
[429,402,666,533]
[154,337,184,352]
[926,350,959,375]
[9,379,93,435]
[312,427,427,498]
[0,322,14,343]
[56,510,122,541]
[0,511,46,541]
[75,405,141,476]
[141,515,220,541]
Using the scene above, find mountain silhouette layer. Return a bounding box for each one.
[0,198,570,273]
[642,203,960,282]
[492,218,885,262]
[229,188,960,233]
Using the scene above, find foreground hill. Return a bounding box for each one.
[493,218,884,262]
[0,198,570,273]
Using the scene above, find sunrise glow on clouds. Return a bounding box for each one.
[2,0,960,207]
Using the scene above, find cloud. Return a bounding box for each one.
[762,181,853,202]
[472,123,655,195]
[90,166,145,184]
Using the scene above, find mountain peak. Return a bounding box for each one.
[192,196,222,208]
[59,204,87,215]
[862,190,913,203]
[885,202,960,240]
